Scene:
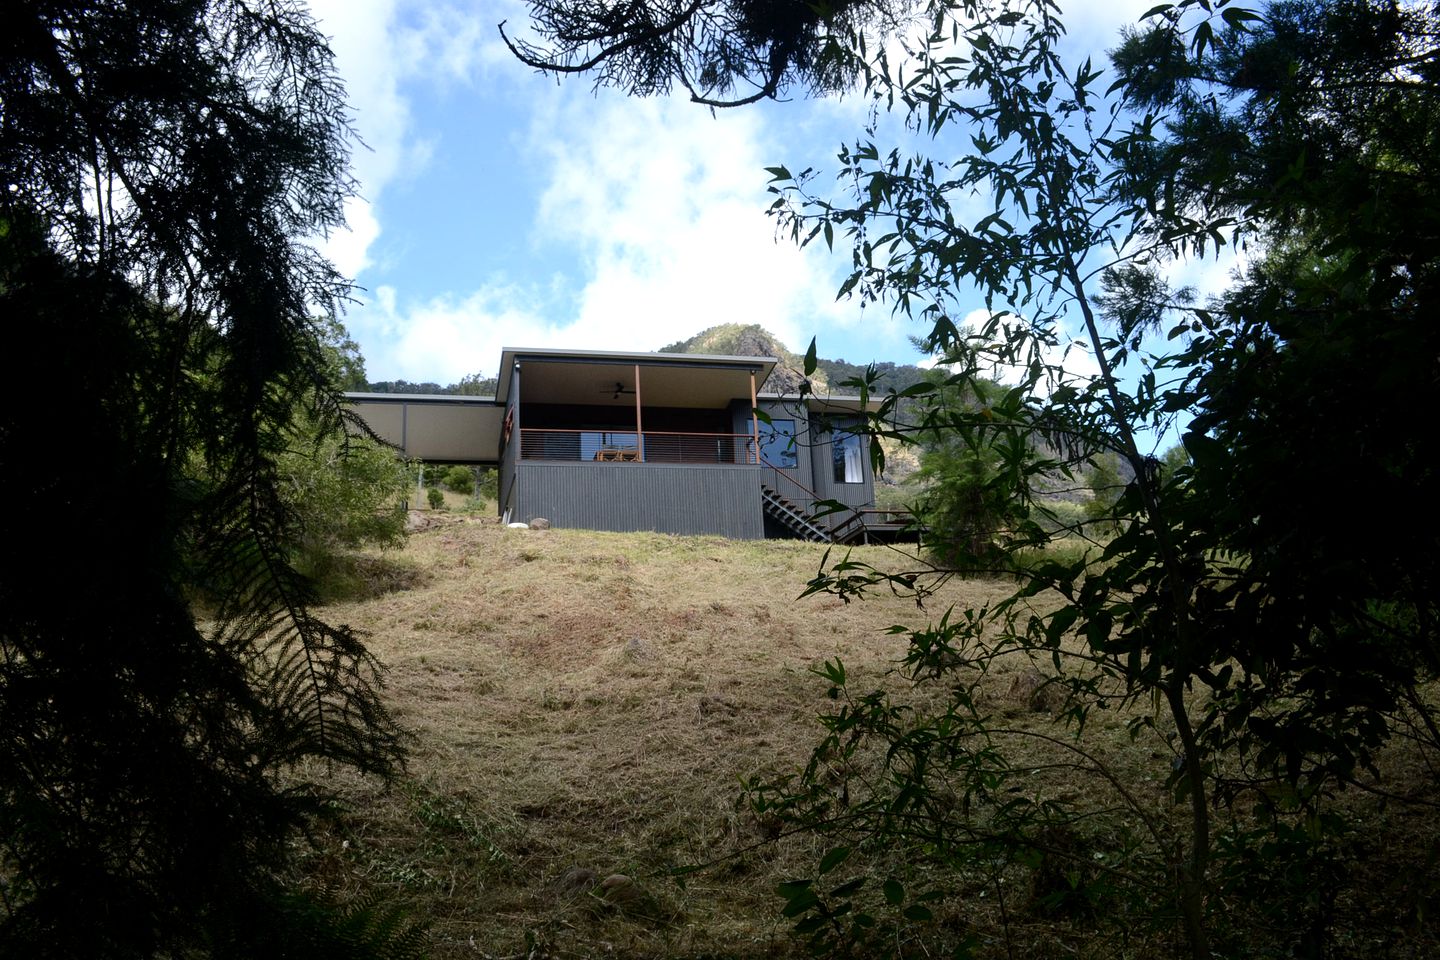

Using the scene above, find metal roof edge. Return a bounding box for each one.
[345,392,500,404]
[496,347,779,403]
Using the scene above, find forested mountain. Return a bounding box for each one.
[365,373,499,396]
[660,323,829,394]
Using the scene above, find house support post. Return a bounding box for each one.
[749,371,759,464]
[634,363,644,462]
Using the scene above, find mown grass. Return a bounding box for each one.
[300,517,1440,959]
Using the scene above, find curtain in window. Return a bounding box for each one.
[843,435,863,483]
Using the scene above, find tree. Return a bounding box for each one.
[909,375,1019,567]
[277,428,411,588]
[440,465,476,496]
[765,1,1440,954]
[454,373,499,396]
[501,0,912,106]
[1107,0,1440,788]
[1,2,406,954]
[513,0,1440,954]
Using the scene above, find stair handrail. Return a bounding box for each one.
[760,490,829,541]
[759,457,872,539]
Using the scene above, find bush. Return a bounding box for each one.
[477,467,499,503]
[280,432,409,551]
[277,429,410,591]
[426,486,444,510]
[442,465,474,496]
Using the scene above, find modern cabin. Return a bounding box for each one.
[345,347,910,542]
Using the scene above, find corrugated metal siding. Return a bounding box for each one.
[517,463,764,538]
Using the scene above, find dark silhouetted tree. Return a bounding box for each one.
[0,2,407,955]
[502,0,914,106]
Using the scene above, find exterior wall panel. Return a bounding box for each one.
[517,463,763,538]
[811,419,875,511]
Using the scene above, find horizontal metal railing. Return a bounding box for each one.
[517,428,758,465]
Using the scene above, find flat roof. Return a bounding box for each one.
[490,347,773,410]
[345,391,499,404]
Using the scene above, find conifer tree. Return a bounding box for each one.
[0,3,406,954]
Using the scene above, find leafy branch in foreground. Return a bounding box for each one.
[751,0,1439,956]
[501,0,916,106]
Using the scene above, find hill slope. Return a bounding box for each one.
[310,519,1439,959]
[659,323,828,395]
[311,522,1016,958]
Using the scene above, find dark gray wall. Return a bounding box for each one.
[746,398,820,504]
[517,462,764,538]
[809,417,876,513]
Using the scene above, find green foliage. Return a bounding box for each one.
[234,889,429,960]
[278,428,410,586]
[757,0,1440,956]
[363,372,497,397]
[1159,442,1190,479]
[426,486,445,510]
[1081,451,1126,533]
[476,467,499,503]
[911,377,1027,569]
[441,465,475,496]
[0,2,404,955]
[454,373,498,396]
[319,315,371,392]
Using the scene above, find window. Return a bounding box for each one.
[757,418,797,468]
[833,431,863,484]
[580,430,639,461]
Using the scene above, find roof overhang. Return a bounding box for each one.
[758,392,883,414]
[345,392,504,465]
[497,347,776,410]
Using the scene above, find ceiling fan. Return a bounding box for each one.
[601,381,637,399]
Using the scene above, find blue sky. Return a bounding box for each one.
[305,0,1237,387]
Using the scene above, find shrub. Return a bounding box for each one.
[278,430,411,593]
[477,467,499,503]
[426,486,444,510]
[442,465,475,496]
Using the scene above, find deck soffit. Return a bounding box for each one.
[500,350,776,410]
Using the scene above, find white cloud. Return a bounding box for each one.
[360,283,556,382]
[347,90,867,382]
[312,0,1182,384]
[306,0,523,278]
[527,94,857,354]
[932,308,1101,396]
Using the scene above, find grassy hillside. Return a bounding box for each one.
[305,519,1439,959]
[302,519,1018,957]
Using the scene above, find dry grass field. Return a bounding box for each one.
[298,512,1440,960]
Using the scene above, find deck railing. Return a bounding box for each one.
[517,428,758,465]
